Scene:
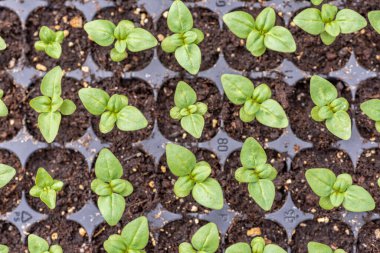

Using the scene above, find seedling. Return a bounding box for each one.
[293,4,367,45]
[221,74,288,128]
[311,0,323,5]
[28,234,63,253]
[0,244,8,253]
[29,167,64,209]
[0,164,16,189]
[368,11,380,34]
[360,99,380,133]
[103,216,149,253]
[225,236,286,253]
[29,66,77,143]
[223,7,296,57]
[179,223,220,253]
[166,143,224,210]
[34,26,64,59]
[307,242,346,253]
[310,75,351,140]
[0,89,8,117]
[305,168,375,212]
[161,0,204,74]
[91,148,133,226]
[84,19,157,62]
[79,87,147,134]
[170,81,208,138]
[0,36,6,51]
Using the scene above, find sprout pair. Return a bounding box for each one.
[35,26,65,59]
[27,234,62,253]
[226,236,286,253]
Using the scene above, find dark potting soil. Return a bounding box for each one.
[222,7,285,72]
[25,6,89,72]
[157,7,221,73]
[287,78,352,149]
[290,219,354,253]
[357,219,380,253]
[90,77,155,144]
[288,148,354,218]
[157,77,222,143]
[91,5,154,73]
[24,148,91,215]
[218,149,288,218]
[222,77,291,143]
[0,221,25,252]
[25,77,90,144]
[0,149,23,214]
[354,78,380,142]
[0,7,23,70]
[157,148,221,213]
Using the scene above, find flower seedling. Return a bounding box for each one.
[368,11,380,34]
[307,242,346,253]
[34,26,65,59]
[29,167,64,209]
[0,36,6,51]
[305,168,375,212]
[29,66,77,143]
[223,7,296,57]
[91,148,133,226]
[225,236,286,253]
[221,74,288,128]
[166,143,224,210]
[28,234,63,253]
[0,244,8,253]
[103,216,149,253]
[84,19,157,62]
[161,0,204,74]
[179,222,220,253]
[0,164,16,189]
[79,87,147,134]
[170,81,208,138]
[0,89,8,117]
[310,75,351,140]
[360,99,380,133]
[293,4,367,45]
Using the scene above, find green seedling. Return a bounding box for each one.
[0,89,9,117]
[307,242,346,253]
[305,168,375,212]
[311,0,323,5]
[0,164,16,189]
[0,244,8,253]
[360,99,380,133]
[170,81,207,138]
[166,143,224,210]
[368,11,380,34]
[91,148,133,226]
[0,36,6,51]
[28,234,63,253]
[225,236,287,253]
[179,223,220,253]
[34,26,65,59]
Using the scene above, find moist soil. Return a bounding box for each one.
[357,219,380,253]
[25,77,90,144]
[25,6,89,72]
[91,5,154,73]
[24,148,91,216]
[290,219,354,253]
[222,7,285,72]
[218,149,288,219]
[0,7,23,70]
[0,221,25,252]
[90,76,155,144]
[222,77,291,143]
[157,148,221,213]
[287,78,352,149]
[157,77,222,143]
[157,7,221,73]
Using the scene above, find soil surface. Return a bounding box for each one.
[24,148,91,215]
[157,77,222,143]
[0,221,25,252]
[357,219,380,253]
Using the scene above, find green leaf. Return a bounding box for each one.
[99,111,117,134]
[223,11,255,39]
[320,31,336,45]
[179,242,196,253]
[265,26,296,53]
[293,8,325,35]
[246,30,266,57]
[239,107,256,122]
[174,176,195,197]
[35,41,47,52]
[110,179,133,197]
[321,4,338,23]
[311,106,324,122]
[310,75,338,106]
[35,167,53,187]
[59,99,76,115]
[28,234,49,253]
[368,11,380,34]
[335,9,367,34]
[45,42,62,59]
[91,179,112,196]
[166,143,196,177]
[191,161,211,183]
[191,28,204,44]
[174,81,197,108]
[104,234,128,253]
[116,106,148,131]
[325,111,351,140]
[49,245,63,253]
[235,167,259,183]
[329,192,344,207]
[240,137,267,169]
[115,40,127,53]
[0,98,7,117]
[360,99,380,121]
[343,185,375,212]
[41,66,62,98]
[0,164,16,189]
[161,34,184,53]
[181,114,204,139]
[38,112,61,143]
[264,244,287,253]
[0,245,8,253]
[95,148,123,182]
[319,195,334,210]
[121,216,149,250]
[39,26,55,42]
[99,193,125,226]
[325,21,340,37]
[256,99,289,128]
[110,48,128,62]
[175,44,201,75]
[0,36,6,51]
[311,0,323,5]
[307,242,333,253]
[248,179,275,211]
[256,7,276,32]
[168,0,193,33]
[107,94,129,113]
[305,168,336,197]
[225,243,251,253]
[126,28,157,52]
[79,88,110,115]
[376,121,380,133]
[114,20,134,40]
[191,223,220,252]
[30,96,51,113]
[221,74,254,105]
[51,96,63,112]
[84,20,116,47]
[192,178,224,210]
[40,189,57,209]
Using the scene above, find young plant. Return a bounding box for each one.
[305,168,375,212]
[34,26,64,59]
[360,99,380,133]
[170,81,207,138]
[225,236,286,253]
[28,234,62,253]
[91,148,133,226]
[161,0,204,75]
[0,89,8,117]
[179,222,220,253]
[166,143,224,210]
[0,244,8,253]
[223,7,296,57]
[0,164,16,189]
[103,216,149,253]
[221,74,288,128]
[0,36,6,51]
[311,0,323,5]
[29,66,77,143]
[84,19,157,62]
[310,75,351,140]
[368,11,380,34]
[29,167,64,209]
[79,87,147,134]
[293,4,367,45]
[307,242,346,253]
